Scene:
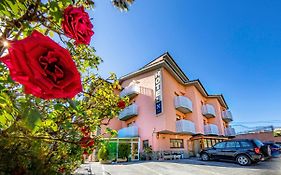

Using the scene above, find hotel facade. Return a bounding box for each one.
[102,52,235,160]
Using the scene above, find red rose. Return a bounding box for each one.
[80,126,90,136]
[0,30,82,99]
[58,167,65,173]
[79,136,95,148]
[87,139,95,147]
[62,5,94,45]
[117,100,126,109]
[79,136,94,148]
[83,150,89,156]
[80,137,90,148]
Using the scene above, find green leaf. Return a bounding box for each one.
[25,109,42,131]
[54,103,64,110]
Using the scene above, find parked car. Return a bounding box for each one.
[263,142,281,158]
[200,139,270,166]
[275,142,281,147]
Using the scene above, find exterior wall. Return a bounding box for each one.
[235,132,281,143]
[155,134,192,152]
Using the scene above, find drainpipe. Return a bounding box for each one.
[152,128,156,150]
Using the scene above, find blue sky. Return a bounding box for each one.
[90,0,281,130]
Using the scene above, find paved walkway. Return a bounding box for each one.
[74,157,281,175]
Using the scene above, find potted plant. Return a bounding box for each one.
[144,145,153,160]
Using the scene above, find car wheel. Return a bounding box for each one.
[236,155,251,166]
[201,153,210,161]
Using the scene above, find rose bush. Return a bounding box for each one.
[0,0,134,173]
[0,30,82,99]
[62,5,94,45]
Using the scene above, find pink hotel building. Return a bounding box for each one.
[103,52,235,159]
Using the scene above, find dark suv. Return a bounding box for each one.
[200,139,268,166]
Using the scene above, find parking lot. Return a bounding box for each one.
[75,157,281,175]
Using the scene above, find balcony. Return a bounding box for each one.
[174,96,192,113]
[222,110,233,122]
[224,127,236,136]
[204,124,219,135]
[202,104,216,118]
[118,126,139,138]
[118,103,138,121]
[176,119,196,134]
[120,85,140,98]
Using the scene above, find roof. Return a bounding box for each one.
[119,52,229,109]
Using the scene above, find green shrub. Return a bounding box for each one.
[118,143,130,161]
[98,144,109,161]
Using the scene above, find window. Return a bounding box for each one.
[211,139,216,146]
[253,139,264,147]
[240,141,253,148]
[207,139,212,147]
[235,142,241,148]
[143,140,149,149]
[225,142,236,148]
[203,119,208,125]
[127,121,135,127]
[214,142,226,149]
[170,139,184,148]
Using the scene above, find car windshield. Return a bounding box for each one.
[253,139,264,147]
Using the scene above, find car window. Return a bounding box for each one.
[253,139,264,147]
[214,142,226,149]
[225,142,236,148]
[240,141,253,148]
[235,141,241,148]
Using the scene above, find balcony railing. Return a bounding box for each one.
[202,104,216,118]
[224,127,236,136]
[176,119,196,134]
[120,85,140,98]
[118,103,138,121]
[222,110,233,122]
[204,124,219,135]
[118,126,139,138]
[174,96,192,113]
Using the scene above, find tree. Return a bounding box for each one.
[0,0,134,174]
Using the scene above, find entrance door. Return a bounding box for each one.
[187,140,194,157]
[131,142,139,161]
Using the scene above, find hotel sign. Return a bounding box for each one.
[155,70,163,115]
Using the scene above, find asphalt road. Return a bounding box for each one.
[74,157,281,175]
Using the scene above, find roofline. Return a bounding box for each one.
[185,79,229,109]
[119,52,189,83]
[119,52,229,109]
